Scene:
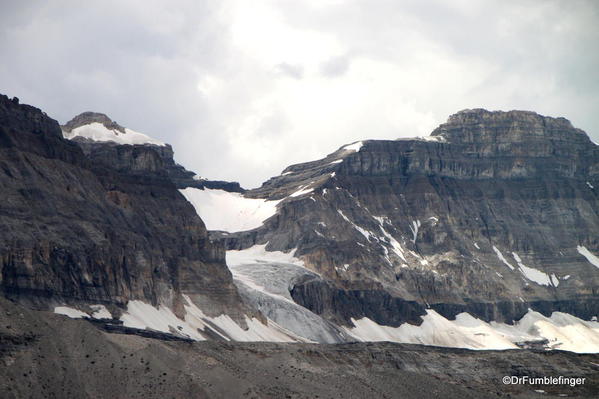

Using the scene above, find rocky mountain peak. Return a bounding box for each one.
[62,111,126,133]
[431,108,591,146]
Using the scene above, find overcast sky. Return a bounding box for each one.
[1,0,598,188]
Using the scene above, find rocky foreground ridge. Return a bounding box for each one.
[1,296,598,399]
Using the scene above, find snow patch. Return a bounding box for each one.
[587,181,595,189]
[54,306,88,319]
[120,300,205,340]
[396,135,446,143]
[179,187,280,232]
[120,296,300,342]
[577,246,599,269]
[90,304,112,319]
[63,122,165,146]
[329,159,343,165]
[345,309,599,353]
[341,141,363,152]
[512,252,552,286]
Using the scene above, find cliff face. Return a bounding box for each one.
[0,95,249,320]
[224,109,599,327]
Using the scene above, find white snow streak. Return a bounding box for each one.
[493,246,515,270]
[290,185,315,197]
[409,220,421,244]
[577,246,599,269]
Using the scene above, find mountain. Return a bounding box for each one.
[62,111,244,192]
[2,94,599,397]
[0,94,298,342]
[183,109,599,351]
[2,93,598,351]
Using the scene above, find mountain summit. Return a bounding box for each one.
[61,111,165,146]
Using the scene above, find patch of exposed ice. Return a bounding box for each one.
[226,248,347,343]
[182,295,301,342]
[179,188,280,232]
[226,244,306,268]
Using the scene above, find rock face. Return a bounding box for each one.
[222,109,599,328]
[0,95,252,322]
[62,111,126,134]
[65,112,245,193]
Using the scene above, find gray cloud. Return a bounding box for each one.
[275,63,304,79]
[319,55,350,77]
[0,0,597,188]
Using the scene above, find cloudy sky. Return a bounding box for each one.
[1,0,598,188]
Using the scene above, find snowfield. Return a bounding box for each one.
[179,188,280,232]
[118,296,302,342]
[63,122,165,146]
[345,309,599,353]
